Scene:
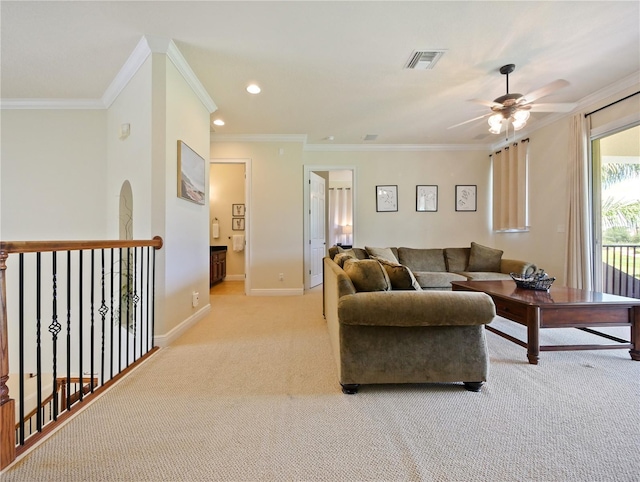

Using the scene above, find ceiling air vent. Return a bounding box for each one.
[362,134,378,141]
[404,50,446,70]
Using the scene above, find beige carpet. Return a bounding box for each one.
[3,284,640,481]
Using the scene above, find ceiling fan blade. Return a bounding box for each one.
[469,98,502,108]
[518,79,569,104]
[528,103,577,112]
[448,112,492,129]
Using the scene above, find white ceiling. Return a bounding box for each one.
[2,1,639,146]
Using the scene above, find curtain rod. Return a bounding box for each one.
[489,138,529,157]
[584,91,640,117]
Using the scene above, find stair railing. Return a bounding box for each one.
[0,237,163,470]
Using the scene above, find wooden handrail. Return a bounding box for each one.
[0,236,163,255]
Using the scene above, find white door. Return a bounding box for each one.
[309,172,326,288]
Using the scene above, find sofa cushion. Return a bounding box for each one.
[333,252,355,268]
[372,257,422,291]
[364,246,399,263]
[412,271,468,289]
[342,258,391,292]
[397,247,446,272]
[457,271,512,281]
[467,242,503,272]
[444,247,470,272]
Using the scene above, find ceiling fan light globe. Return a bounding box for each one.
[488,114,503,128]
[513,110,530,122]
[512,119,527,130]
[488,123,502,134]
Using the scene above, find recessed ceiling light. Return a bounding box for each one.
[246,84,261,94]
[213,119,225,126]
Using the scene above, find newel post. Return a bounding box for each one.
[0,248,16,469]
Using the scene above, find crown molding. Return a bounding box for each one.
[304,143,489,152]
[165,39,217,113]
[101,36,153,108]
[576,71,639,112]
[211,134,308,143]
[0,98,105,109]
[1,35,217,113]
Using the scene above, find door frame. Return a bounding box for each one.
[303,165,356,290]
[210,158,252,295]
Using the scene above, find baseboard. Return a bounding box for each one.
[154,304,211,347]
[249,288,304,296]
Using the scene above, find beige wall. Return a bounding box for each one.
[161,56,212,336]
[211,142,304,293]
[209,163,246,277]
[0,109,108,240]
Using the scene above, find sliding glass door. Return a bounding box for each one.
[592,125,640,298]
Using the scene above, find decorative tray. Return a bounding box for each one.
[510,270,556,291]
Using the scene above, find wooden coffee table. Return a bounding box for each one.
[451,280,640,365]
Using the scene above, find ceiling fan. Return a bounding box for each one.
[450,64,576,135]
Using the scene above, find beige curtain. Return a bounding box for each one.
[565,114,593,289]
[328,188,352,246]
[492,140,529,231]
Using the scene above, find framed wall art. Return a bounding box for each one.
[232,217,245,231]
[416,185,438,212]
[177,140,206,205]
[232,204,245,216]
[455,185,477,212]
[376,185,398,212]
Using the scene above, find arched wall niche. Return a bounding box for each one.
[119,180,133,240]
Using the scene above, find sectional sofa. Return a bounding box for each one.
[328,242,536,290]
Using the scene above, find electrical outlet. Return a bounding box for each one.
[279,273,284,281]
[192,291,199,307]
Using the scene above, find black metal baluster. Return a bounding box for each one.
[78,250,83,401]
[36,252,42,432]
[139,247,144,358]
[99,250,107,386]
[132,247,140,360]
[18,254,25,445]
[65,251,71,412]
[49,252,61,421]
[145,248,153,353]
[109,248,114,380]
[118,247,123,373]
[90,250,95,392]
[151,247,156,350]
[125,247,130,368]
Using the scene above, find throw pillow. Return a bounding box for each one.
[364,246,399,263]
[373,257,422,291]
[333,252,355,268]
[337,246,357,258]
[342,258,391,292]
[467,242,503,272]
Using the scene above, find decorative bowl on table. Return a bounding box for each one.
[510,269,556,291]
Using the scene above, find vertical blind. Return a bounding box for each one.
[492,139,530,231]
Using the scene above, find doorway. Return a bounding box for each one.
[210,159,251,295]
[303,166,355,290]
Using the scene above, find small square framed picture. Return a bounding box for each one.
[232,217,245,231]
[232,204,245,216]
[416,185,438,212]
[376,185,398,212]
[455,185,477,212]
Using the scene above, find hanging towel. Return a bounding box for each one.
[212,222,220,239]
[232,234,245,252]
